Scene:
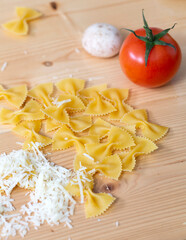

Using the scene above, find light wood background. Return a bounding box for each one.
[0,0,186,239]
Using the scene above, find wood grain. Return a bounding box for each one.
[0,0,186,239]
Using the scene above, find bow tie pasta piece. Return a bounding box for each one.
[28,83,53,108]
[43,94,85,124]
[45,115,92,133]
[56,78,85,96]
[84,188,115,218]
[43,106,69,124]
[0,99,45,125]
[0,85,27,108]
[119,136,158,172]
[79,84,116,115]
[101,88,133,120]
[45,118,63,132]
[16,7,42,20]
[86,126,135,162]
[121,109,169,141]
[65,174,115,218]
[89,118,136,139]
[2,7,42,35]
[89,118,111,139]
[52,125,99,153]
[74,154,122,180]
[13,121,52,149]
[69,115,92,132]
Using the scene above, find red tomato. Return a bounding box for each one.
[119,27,181,88]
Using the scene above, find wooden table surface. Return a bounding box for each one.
[0,0,186,239]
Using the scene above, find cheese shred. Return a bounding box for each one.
[0,144,76,238]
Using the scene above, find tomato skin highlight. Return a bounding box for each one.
[119,28,182,88]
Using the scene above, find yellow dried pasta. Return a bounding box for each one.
[101,88,133,120]
[79,84,116,115]
[28,83,53,108]
[45,118,63,132]
[65,174,115,218]
[86,126,135,162]
[0,78,169,220]
[52,125,99,153]
[0,84,27,108]
[45,115,92,133]
[0,99,45,125]
[2,7,42,35]
[74,153,122,180]
[13,121,52,149]
[56,78,85,96]
[121,109,169,141]
[43,94,85,124]
[69,115,92,132]
[89,118,136,139]
[89,118,111,139]
[119,136,158,172]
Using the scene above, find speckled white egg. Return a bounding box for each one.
[82,23,122,58]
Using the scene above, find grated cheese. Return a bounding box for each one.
[88,76,104,81]
[52,98,72,108]
[83,153,94,161]
[0,144,76,238]
[1,62,7,72]
[75,48,80,53]
[115,221,119,227]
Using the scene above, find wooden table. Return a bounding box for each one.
[0,0,186,239]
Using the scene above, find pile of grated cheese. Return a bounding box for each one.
[0,143,76,238]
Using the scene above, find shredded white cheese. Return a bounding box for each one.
[115,221,119,227]
[75,48,80,53]
[83,153,94,161]
[0,144,76,238]
[1,62,7,72]
[52,98,72,108]
[88,76,104,81]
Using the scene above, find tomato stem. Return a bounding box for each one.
[122,10,177,66]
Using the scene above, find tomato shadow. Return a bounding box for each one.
[165,36,186,87]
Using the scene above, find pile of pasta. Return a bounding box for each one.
[0,78,168,218]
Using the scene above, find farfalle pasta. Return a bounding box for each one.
[0,78,169,220]
[69,115,92,132]
[13,121,52,150]
[101,88,133,120]
[45,115,92,133]
[74,153,122,180]
[45,118,63,132]
[86,126,135,162]
[56,78,85,96]
[119,136,158,172]
[89,118,136,139]
[0,85,27,108]
[0,99,45,125]
[43,94,85,124]
[52,125,99,153]
[28,83,53,108]
[65,174,115,218]
[2,7,42,35]
[79,84,116,115]
[121,109,169,141]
